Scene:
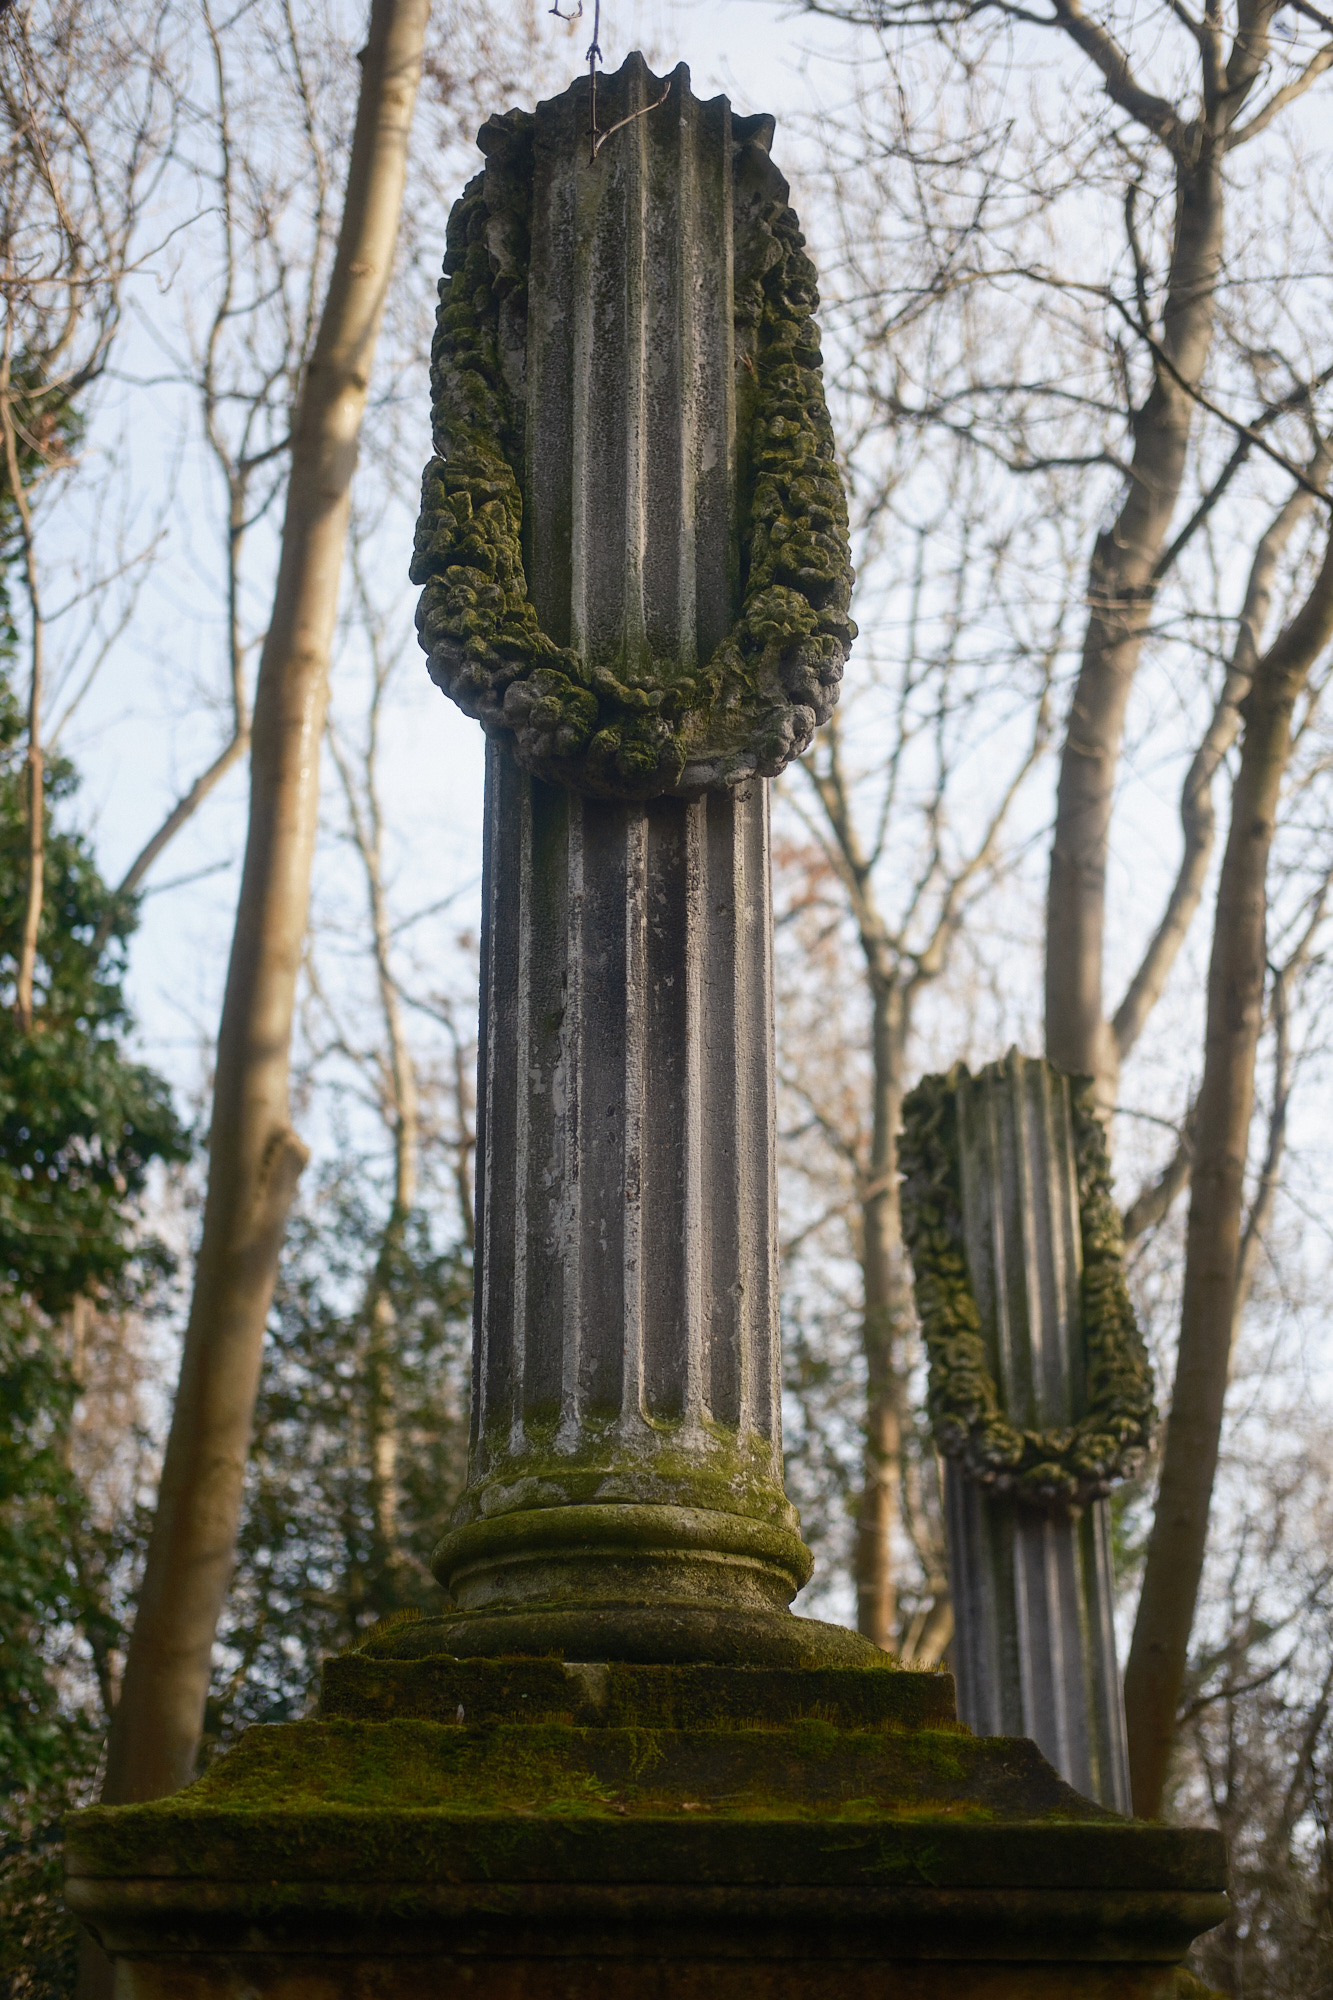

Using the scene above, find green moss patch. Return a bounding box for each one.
[320,1658,955,1734]
[451,1423,798,1531]
[900,1059,1155,1508]
[71,1715,1116,1838]
[67,1732,1223,1895]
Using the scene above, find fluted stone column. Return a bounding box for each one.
[949,1056,1130,1808]
[442,753,808,1623]
[904,1052,1141,1809]
[403,55,863,1661]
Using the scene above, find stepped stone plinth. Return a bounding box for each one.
[67,56,1225,1998]
[67,1654,1225,1998]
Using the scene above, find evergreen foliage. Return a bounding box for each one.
[208,1166,471,1748]
[0,668,186,1795]
[0,653,186,1985]
[0,657,474,1973]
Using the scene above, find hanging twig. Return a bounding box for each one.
[550,0,669,163]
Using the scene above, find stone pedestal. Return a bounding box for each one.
[66,1655,1225,2000]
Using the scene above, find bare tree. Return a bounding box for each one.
[1125,451,1333,1815]
[1119,441,1333,1243]
[773,411,1069,1645]
[0,0,176,1022]
[802,0,1333,1119]
[87,0,351,954]
[783,0,1333,1816]
[100,0,431,1815]
[787,705,1049,1649]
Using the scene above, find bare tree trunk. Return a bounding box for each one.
[363,886,417,1586]
[1112,448,1333,1242]
[99,0,429,1811]
[330,687,420,1595]
[1123,518,1333,1818]
[1229,960,1289,1343]
[16,581,43,1029]
[1046,141,1225,1096]
[1110,472,1318,1070]
[1114,463,1328,1237]
[450,1024,476,1252]
[1224,849,1333,1336]
[855,978,911,1651]
[802,689,1045,1647]
[0,332,47,1034]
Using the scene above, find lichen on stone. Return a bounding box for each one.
[409,99,856,799]
[899,1062,1155,1509]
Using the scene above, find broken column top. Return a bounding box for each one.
[410,53,856,799]
[900,1050,1155,1509]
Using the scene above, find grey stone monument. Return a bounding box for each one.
[67,64,1228,1999]
[901,1048,1154,1810]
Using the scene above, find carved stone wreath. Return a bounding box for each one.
[409,98,856,799]
[899,1064,1156,1510]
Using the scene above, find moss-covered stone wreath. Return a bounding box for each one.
[899,1062,1155,1509]
[409,101,856,799]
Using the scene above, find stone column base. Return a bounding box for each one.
[66,1653,1225,1998]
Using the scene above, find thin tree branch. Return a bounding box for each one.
[1226,39,1333,149]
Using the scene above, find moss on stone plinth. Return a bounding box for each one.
[318,1654,957,1733]
[67,1663,1225,1956]
[67,1667,1227,2000]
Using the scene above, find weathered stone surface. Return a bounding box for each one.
[66,1662,1226,1999]
[65,65,1226,2000]
[360,1600,889,1669]
[318,1654,957,1731]
[902,1051,1140,1809]
[402,59,864,1647]
[424,745,838,1649]
[411,55,856,799]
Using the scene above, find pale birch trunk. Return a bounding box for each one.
[99,0,429,1809]
[854,978,913,1651]
[1045,140,1225,1099]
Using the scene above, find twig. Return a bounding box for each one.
[1108,293,1333,511]
[551,0,670,163]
